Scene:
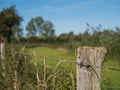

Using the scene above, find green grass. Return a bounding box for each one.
[27,47,76,69]
[28,47,75,60]
[27,46,120,90]
[102,60,120,90]
[27,47,76,90]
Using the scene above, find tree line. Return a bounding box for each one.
[0,6,120,56]
[0,5,120,90]
[0,6,55,41]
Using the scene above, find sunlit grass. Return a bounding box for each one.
[28,47,75,60]
[102,60,120,90]
[27,47,76,89]
[27,46,120,90]
[28,47,76,70]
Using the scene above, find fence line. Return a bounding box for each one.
[31,54,120,72]
[1,48,120,89]
[2,49,120,72]
[75,61,120,90]
[75,62,120,72]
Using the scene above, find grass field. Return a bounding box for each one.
[27,46,120,90]
[28,47,76,69]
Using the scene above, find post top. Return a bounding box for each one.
[78,46,107,53]
[0,36,5,43]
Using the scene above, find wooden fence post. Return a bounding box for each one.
[76,46,106,90]
[0,36,6,77]
[1,42,5,59]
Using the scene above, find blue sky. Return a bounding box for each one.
[0,0,120,35]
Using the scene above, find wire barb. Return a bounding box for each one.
[75,61,120,72]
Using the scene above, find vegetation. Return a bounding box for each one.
[18,25,120,60]
[0,6,23,43]
[1,45,120,90]
[26,16,55,37]
[0,6,120,90]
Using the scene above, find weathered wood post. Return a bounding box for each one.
[0,36,6,77]
[76,46,106,90]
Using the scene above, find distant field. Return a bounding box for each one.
[28,47,75,60]
[27,47,120,90]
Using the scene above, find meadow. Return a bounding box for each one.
[0,44,120,90]
[0,4,120,90]
[27,46,120,90]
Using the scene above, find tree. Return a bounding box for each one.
[50,29,55,37]
[12,25,23,38]
[26,16,44,36]
[68,31,75,42]
[58,33,69,42]
[35,16,44,35]
[0,6,23,43]
[42,21,55,37]
[81,30,91,45]
[26,16,55,37]
[26,18,36,36]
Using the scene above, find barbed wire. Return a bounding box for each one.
[101,83,120,89]
[75,61,120,89]
[92,65,120,71]
[75,62,120,72]
[1,48,120,72]
[1,48,120,89]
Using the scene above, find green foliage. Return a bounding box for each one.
[0,45,76,89]
[28,47,76,90]
[26,18,36,36]
[26,16,55,37]
[0,45,35,89]
[28,47,120,90]
[12,25,23,38]
[102,60,120,90]
[0,6,23,43]
[0,5,120,90]
[0,45,120,89]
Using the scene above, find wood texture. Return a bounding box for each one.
[0,37,5,77]
[76,46,106,90]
